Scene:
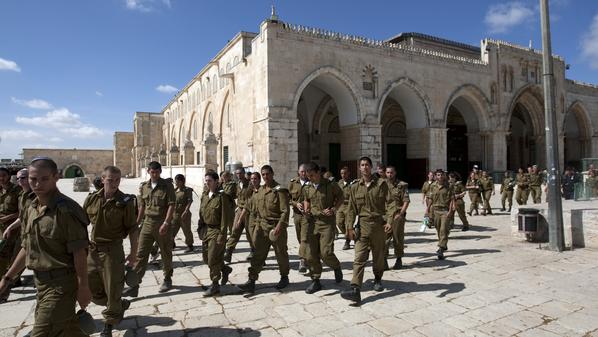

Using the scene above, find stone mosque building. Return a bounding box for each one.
[118,12,598,187]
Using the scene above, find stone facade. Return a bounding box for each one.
[113,131,134,177]
[129,17,598,187]
[22,148,114,178]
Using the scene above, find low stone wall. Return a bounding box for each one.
[510,198,598,249]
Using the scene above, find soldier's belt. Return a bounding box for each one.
[34,268,74,282]
[433,206,449,211]
[90,240,123,253]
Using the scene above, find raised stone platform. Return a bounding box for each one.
[510,198,598,249]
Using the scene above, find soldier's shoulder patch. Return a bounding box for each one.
[290,178,298,183]
[350,179,359,185]
[218,189,225,193]
[274,185,288,192]
[399,181,409,187]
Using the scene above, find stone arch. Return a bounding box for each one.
[63,163,85,178]
[178,119,186,147]
[506,84,544,136]
[218,91,232,167]
[201,101,214,140]
[443,84,491,131]
[292,66,363,127]
[377,77,431,128]
[563,100,593,167]
[563,100,593,137]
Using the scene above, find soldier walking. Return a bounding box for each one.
[426,169,455,260]
[199,170,233,296]
[302,162,344,293]
[0,157,91,336]
[448,172,469,232]
[384,166,410,270]
[288,164,309,273]
[340,157,393,305]
[124,161,175,297]
[225,168,255,262]
[479,171,494,215]
[172,174,194,253]
[529,165,543,204]
[500,171,515,212]
[421,171,435,207]
[83,166,138,337]
[515,168,529,205]
[336,167,355,250]
[0,167,21,289]
[465,171,481,216]
[238,165,290,293]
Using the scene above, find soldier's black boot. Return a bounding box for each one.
[373,276,384,292]
[342,239,351,250]
[238,279,255,293]
[275,275,289,289]
[298,259,307,273]
[462,224,470,232]
[224,248,233,263]
[305,279,322,294]
[508,207,512,213]
[122,298,131,312]
[334,268,343,283]
[392,257,402,270]
[221,265,232,285]
[184,245,194,253]
[340,286,361,304]
[159,277,172,293]
[122,286,139,298]
[436,247,445,260]
[203,282,220,297]
[100,323,113,337]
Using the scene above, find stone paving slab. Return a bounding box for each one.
[1,178,597,336]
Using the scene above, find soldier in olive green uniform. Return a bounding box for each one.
[515,168,529,205]
[465,171,481,216]
[220,171,237,263]
[199,170,233,296]
[586,167,598,197]
[0,158,91,337]
[479,171,494,215]
[448,172,469,232]
[172,174,194,253]
[421,171,435,207]
[0,167,21,280]
[426,170,455,260]
[340,157,393,304]
[384,166,410,270]
[225,168,255,262]
[125,161,176,296]
[238,165,290,293]
[529,166,543,204]
[288,164,309,273]
[302,162,344,293]
[336,167,355,250]
[500,171,515,212]
[84,166,138,336]
[236,172,262,247]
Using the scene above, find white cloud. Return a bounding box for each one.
[582,14,598,69]
[0,57,21,72]
[11,97,53,109]
[95,91,103,97]
[485,2,535,34]
[126,0,151,12]
[156,84,178,94]
[0,129,44,141]
[15,108,105,139]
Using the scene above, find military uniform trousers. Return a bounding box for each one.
[433,208,451,250]
[31,271,87,337]
[203,227,226,283]
[385,215,406,258]
[248,220,289,281]
[172,212,194,247]
[0,223,17,278]
[530,186,542,204]
[88,241,126,325]
[226,208,253,250]
[481,190,492,212]
[448,200,469,228]
[134,221,173,280]
[306,219,340,280]
[293,213,309,260]
[351,222,386,287]
[468,192,480,213]
[516,187,528,205]
[335,203,350,236]
[501,191,514,209]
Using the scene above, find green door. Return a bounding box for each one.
[328,143,341,177]
[387,144,407,181]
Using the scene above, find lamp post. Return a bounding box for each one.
[540,0,565,251]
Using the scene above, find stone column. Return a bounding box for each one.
[591,136,598,158]
[428,128,447,170]
[203,133,218,172]
[487,130,509,172]
[169,145,180,166]
[267,116,298,183]
[558,134,565,170]
[358,123,382,167]
[184,140,195,165]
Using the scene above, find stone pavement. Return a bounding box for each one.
[1,178,597,337]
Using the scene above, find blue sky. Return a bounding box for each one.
[1,0,597,158]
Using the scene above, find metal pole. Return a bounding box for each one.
[540,0,564,251]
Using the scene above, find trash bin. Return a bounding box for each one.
[518,208,539,233]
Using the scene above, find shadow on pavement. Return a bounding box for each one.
[357,279,466,305]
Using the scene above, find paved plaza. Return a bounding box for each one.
[1,178,597,337]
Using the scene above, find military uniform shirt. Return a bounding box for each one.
[255,180,290,228]
[337,179,353,204]
[302,179,343,225]
[421,180,434,197]
[529,173,543,187]
[21,191,89,271]
[429,183,454,210]
[516,173,529,188]
[501,177,516,192]
[0,182,21,223]
[200,190,232,234]
[138,178,176,225]
[236,180,253,209]
[83,189,137,243]
[288,178,307,212]
[174,187,193,215]
[387,179,410,216]
[18,189,36,220]
[347,176,393,225]
[479,177,494,192]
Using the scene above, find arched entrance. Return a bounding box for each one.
[379,78,429,187]
[64,164,85,178]
[564,102,592,169]
[507,86,544,170]
[295,68,360,177]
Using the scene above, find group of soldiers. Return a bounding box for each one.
[4,155,595,336]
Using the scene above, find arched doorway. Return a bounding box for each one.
[379,79,429,187]
[64,164,85,178]
[295,69,360,177]
[507,87,544,170]
[564,102,592,170]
